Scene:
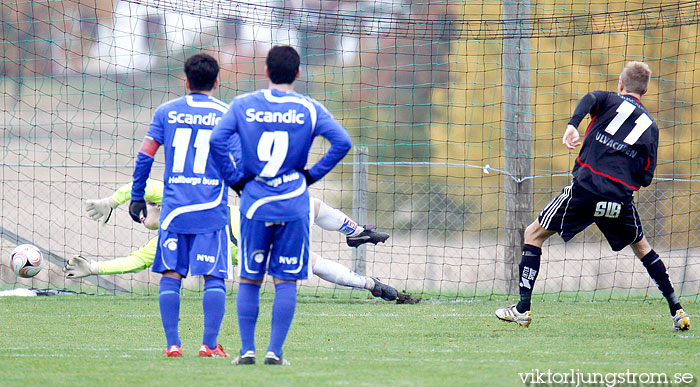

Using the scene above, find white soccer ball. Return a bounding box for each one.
[10,244,44,278]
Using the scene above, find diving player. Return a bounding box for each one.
[66,179,396,301]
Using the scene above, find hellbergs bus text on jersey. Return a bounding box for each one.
[167,111,222,126]
[168,175,220,186]
[245,108,305,124]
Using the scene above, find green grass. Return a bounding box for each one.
[0,296,698,386]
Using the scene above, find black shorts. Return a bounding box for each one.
[537,182,644,251]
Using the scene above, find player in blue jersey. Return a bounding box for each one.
[210,46,352,365]
[496,61,690,331]
[129,54,233,358]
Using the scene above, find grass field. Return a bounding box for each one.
[0,295,698,386]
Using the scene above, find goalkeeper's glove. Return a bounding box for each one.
[85,196,119,224]
[129,200,147,223]
[63,255,99,278]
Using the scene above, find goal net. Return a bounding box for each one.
[1,0,699,300]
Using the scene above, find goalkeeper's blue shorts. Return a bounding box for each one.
[152,226,232,279]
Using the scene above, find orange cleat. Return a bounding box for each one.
[165,345,183,357]
[199,344,231,358]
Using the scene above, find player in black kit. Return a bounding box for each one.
[496,61,690,331]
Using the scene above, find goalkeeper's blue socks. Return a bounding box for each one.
[641,250,682,316]
[202,277,226,349]
[237,282,260,355]
[517,244,542,313]
[159,276,182,347]
[267,282,297,357]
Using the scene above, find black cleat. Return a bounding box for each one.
[369,277,398,301]
[346,225,390,248]
[264,351,290,365]
[231,350,256,365]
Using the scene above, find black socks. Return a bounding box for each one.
[640,250,682,316]
[516,244,542,313]
[514,246,682,316]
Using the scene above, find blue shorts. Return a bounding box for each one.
[238,216,311,281]
[152,226,232,279]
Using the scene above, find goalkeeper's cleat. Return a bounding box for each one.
[231,350,256,365]
[495,304,531,328]
[264,351,290,366]
[164,345,183,358]
[369,277,398,301]
[199,344,231,358]
[346,225,390,248]
[673,309,690,331]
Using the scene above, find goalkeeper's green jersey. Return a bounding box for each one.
[99,179,239,275]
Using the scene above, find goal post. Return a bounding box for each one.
[502,0,533,295]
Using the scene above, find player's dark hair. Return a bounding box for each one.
[184,53,219,92]
[620,61,651,95]
[266,45,300,85]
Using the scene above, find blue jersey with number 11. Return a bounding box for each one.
[210,88,352,222]
[134,93,230,234]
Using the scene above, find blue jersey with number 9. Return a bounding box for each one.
[210,88,351,222]
[143,93,230,233]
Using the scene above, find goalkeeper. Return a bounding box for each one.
[65,179,397,301]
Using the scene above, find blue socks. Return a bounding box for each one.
[237,282,260,355]
[161,276,227,350]
[267,282,297,357]
[158,276,182,347]
[202,277,226,349]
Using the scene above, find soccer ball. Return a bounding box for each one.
[10,244,44,278]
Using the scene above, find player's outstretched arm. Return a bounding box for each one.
[85,179,165,224]
[64,237,158,278]
[112,179,165,206]
[63,255,99,278]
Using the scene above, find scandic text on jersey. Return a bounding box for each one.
[245,108,305,124]
[167,111,222,126]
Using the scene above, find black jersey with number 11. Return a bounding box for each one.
[568,90,658,202]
